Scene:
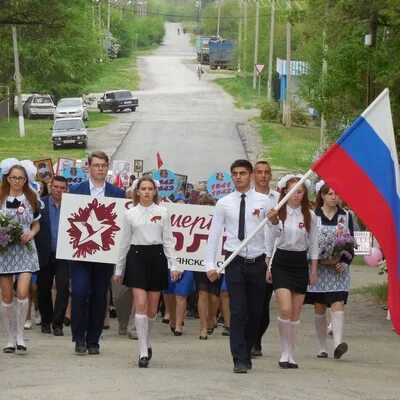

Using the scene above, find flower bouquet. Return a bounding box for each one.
[319,231,356,266]
[0,210,27,254]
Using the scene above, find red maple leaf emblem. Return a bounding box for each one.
[67,198,121,258]
[151,215,162,223]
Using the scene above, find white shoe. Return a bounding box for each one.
[128,328,138,340]
[327,322,333,336]
[24,320,32,330]
[35,310,41,325]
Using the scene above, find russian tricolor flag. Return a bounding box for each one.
[312,89,400,334]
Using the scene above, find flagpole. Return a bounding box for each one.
[361,88,389,118]
[216,169,313,274]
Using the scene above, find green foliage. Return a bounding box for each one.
[352,282,388,303]
[289,99,309,127]
[260,100,280,121]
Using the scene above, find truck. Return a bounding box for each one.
[196,36,210,63]
[208,38,236,70]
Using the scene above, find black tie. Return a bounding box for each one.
[238,193,246,241]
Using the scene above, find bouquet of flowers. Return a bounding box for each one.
[0,210,26,254]
[330,232,357,263]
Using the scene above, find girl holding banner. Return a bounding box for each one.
[114,177,181,368]
[266,175,318,369]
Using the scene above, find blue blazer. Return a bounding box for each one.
[34,195,52,268]
[69,180,125,199]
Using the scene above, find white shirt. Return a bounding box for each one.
[115,203,180,276]
[204,189,274,271]
[266,205,319,259]
[89,179,105,198]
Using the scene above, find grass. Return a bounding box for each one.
[352,282,388,303]
[0,111,115,163]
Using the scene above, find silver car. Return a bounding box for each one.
[22,94,55,119]
[51,117,88,149]
[54,97,88,121]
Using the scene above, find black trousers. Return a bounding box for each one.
[254,282,274,349]
[225,257,266,366]
[37,253,70,328]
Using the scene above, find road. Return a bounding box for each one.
[112,23,253,183]
[1,23,399,400]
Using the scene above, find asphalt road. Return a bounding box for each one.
[112,23,251,183]
[1,23,399,400]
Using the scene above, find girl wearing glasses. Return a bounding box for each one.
[0,158,41,354]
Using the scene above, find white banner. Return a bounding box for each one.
[57,196,225,271]
[354,231,372,256]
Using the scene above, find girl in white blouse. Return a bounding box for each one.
[266,175,318,369]
[114,177,181,368]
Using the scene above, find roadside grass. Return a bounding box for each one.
[0,111,115,162]
[352,282,388,303]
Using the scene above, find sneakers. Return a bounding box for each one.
[221,327,230,336]
[35,310,41,325]
[24,320,32,330]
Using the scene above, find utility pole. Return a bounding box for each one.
[284,0,292,127]
[12,25,25,138]
[266,0,275,101]
[217,2,221,37]
[243,0,247,71]
[320,29,328,149]
[252,0,259,89]
[238,1,242,72]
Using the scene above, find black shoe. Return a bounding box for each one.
[53,327,64,336]
[279,361,289,369]
[199,335,208,340]
[16,344,27,354]
[221,327,230,336]
[233,363,248,373]
[162,318,170,324]
[41,325,52,334]
[251,346,263,357]
[148,347,152,360]
[139,356,149,368]
[174,330,182,336]
[244,362,252,370]
[75,343,87,355]
[334,342,348,359]
[288,362,299,369]
[109,308,117,319]
[207,328,214,335]
[63,317,71,327]
[317,351,328,358]
[88,347,100,355]
[3,346,16,353]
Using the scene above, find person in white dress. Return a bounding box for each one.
[0,158,41,354]
[266,174,318,369]
[114,176,181,368]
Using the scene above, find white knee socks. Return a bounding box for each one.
[289,320,300,364]
[277,317,291,362]
[147,315,156,349]
[2,301,16,348]
[331,310,345,349]
[135,314,148,358]
[16,298,29,347]
[315,314,328,355]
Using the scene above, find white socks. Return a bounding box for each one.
[331,310,345,349]
[2,301,16,348]
[16,298,29,347]
[315,314,328,355]
[135,314,148,358]
[277,317,291,362]
[147,315,156,349]
[289,320,300,364]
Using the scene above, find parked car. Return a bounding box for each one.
[22,94,55,119]
[55,97,88,121]
[97,90,139,113]
[51,117,88,150]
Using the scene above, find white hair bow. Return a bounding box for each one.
[131,178,161,190]
[277,174,311,191]
[0,158,39,191]
[315,180,325,194]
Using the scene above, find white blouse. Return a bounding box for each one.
[266,205,319,260]
[115,203,180,276]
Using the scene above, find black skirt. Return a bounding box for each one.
[271,249,309,294]
[194,271,223,296]
[123,244,169,292]
[304,291,349,306]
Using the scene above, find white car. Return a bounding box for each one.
[51,117,88,149]
[54,97,88,121]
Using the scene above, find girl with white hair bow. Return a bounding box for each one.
[0,158,41,354]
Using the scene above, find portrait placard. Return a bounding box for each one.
[133,159,143,173]
[56,157,76,176]
[63,166,88,188]
[354,231,373,255]
[34,158,54,184]
[111,160,131,188]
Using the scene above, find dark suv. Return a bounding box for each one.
[97,90,139,113]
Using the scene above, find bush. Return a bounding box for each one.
[260,100,280,121]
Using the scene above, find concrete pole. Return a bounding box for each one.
[266,0,275,101]
[285,0,292,127]
[243,1,247,71]
[252,0,259,89]
[107,0,111,34]
[320,29,328,148]
[217,5,221,37]
[12,25,25,138]
[238,1,242,72]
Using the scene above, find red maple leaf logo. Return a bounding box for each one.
[151,215,162,223]
[67,198,121,258]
